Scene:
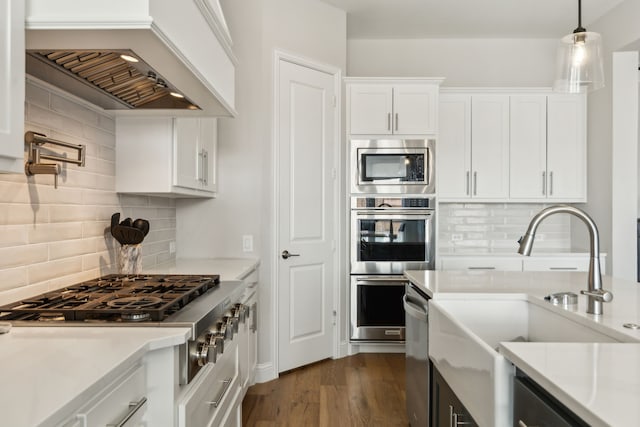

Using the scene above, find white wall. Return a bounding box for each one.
[176,0,346,382]
[347,38,557,86]
[587,0,640,277]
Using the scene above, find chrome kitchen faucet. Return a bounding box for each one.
[518,205,613,315]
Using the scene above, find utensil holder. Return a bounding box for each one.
[118,244,142,274]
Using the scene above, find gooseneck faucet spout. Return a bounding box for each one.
[518,205,612,315]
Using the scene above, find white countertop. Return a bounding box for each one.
[0,257,260,427]
[0,326,190,427]
[405,270,640,426]
[146,257,260,280]
[500,342,640,427]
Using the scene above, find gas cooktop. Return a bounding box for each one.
[0,274,220,322]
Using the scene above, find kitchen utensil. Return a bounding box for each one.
[120,225,145,245]
[120,217,133,227]
[111,212,120,230]
[132,218,150,237]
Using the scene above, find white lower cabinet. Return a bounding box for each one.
[440,257,522,271]
[178,338,239,427]
[440,255,606,273]
[62,363,147,427]
[523,255,606,274]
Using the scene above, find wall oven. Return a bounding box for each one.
[350,196,436,275]
[350,275,408,342]
[350,139,435,194]
[350,195,435,342]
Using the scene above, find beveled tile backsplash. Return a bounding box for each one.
[0,78,176,300]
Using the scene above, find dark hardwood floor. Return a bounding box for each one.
[242,353,407,426]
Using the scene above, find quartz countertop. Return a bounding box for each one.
[0,326,190,427]
[500,342,640,427]
[146,257,259,280]
[0,257,260,426]
[405,269,640,425]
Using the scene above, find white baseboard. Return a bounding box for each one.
[254,362,277,383]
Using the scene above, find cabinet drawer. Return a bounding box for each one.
[178,341,239,427]
[77,364,146,427]
[522,258,588,272]
[440,257,522,271]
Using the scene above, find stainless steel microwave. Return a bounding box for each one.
[350,139,435,194]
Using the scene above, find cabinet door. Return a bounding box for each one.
[471,95,510,198]
[393,84,437,135]
[0,0,25,173]
[432,366,479,427]
[174,118,201,190]
[509,96,547,199]
[547,94,586,201]
[199,118,218,193]
[349,84,393,135]
[438,94,472,199]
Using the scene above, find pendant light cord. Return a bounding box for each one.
[574,0,586,33]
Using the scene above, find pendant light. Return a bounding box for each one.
[554,0,604,93]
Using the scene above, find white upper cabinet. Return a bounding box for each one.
[546,95,586,201]
[470,95,510,199]
[116,117,217,197]
[438,94,472,198]
[0,0,25,174]
[509,96,548,199]
[439,94,510,200]
[439,90,586,202]
[510,94,586,201]
[347,79,442,136]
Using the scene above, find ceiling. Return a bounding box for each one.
[319,0,625,39]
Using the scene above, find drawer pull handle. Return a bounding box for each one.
[207,378,233,408]
[467,267,496,270]
[107,397,147,427]
[549,267,578,270]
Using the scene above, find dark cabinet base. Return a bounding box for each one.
[431,364,478,427]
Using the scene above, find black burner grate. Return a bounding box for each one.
[0,274,219,322]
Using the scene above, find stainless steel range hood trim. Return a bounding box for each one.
[25,0,237,117]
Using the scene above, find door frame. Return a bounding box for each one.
[271,49,343,376]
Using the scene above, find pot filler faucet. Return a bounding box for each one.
[518,205,613,315]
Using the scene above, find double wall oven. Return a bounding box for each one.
[349,138,436,343]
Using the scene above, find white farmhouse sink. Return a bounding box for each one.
[429,296,621,427]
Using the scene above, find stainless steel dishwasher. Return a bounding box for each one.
[404,282,430,426]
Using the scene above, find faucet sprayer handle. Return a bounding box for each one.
[581,288,613,303]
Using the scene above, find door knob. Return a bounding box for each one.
[281,250,300,259]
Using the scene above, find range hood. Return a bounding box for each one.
[25,0,236,116]
[27,49,200,110]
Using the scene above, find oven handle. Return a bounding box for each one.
[355,277,409,286]
[356,210,433,220]
[354,210,434,216]
[403,295,428,322]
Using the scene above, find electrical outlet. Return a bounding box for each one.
[242,235,253,252]
[451,234,463,241]
[169,241,176,254]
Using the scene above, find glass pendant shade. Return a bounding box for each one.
[554,31,604,93]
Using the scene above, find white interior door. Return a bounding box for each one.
[277,58,336,373]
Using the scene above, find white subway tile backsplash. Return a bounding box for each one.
[51,94,100,127]
[0,245,48,269]
[439,203,570,252]
[0,81,176,296]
